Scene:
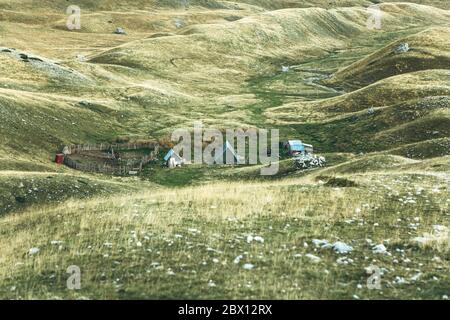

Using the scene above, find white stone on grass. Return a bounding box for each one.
[372,244,387,254]
[29,247,40,255]
[243,263,254,270]
[305,254,321,263]
[332,241,353,254]
[233,255,243,264]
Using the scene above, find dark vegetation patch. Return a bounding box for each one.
[0,175,130,216]
[318,176,359,187]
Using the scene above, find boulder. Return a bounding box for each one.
[394,43,409,54]
[114,27,126,35]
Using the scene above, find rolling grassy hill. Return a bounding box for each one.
[0,1,448,299]
[324,27,450,88]
[0,166,448,299]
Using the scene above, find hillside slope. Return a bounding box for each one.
[0,1,449,300]
[325,27,450,88]
[0,162,448,299]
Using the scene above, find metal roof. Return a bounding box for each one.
[288,140,305,151]
[164,149,185,162]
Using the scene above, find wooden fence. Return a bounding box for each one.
[62,143,159,175]
[66,142,159,154]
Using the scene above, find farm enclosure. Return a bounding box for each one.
[62,142,159,175]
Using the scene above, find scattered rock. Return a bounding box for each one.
[410,273,422,282]
[413,236,429,244]
[114,27,126,35]
[233,255,243,264]
[433,224,448,236]
[432,256,442,262]
[0,47,90,82]
[336,256,353,264]
[78,100,91,107]
[28,247,40,255]
[394,43,409,54]
[254,236,264,243]
[312,239,329,247]
[294,154,326,169]
[394,276,407,284]
[242,263,254,270]
[305,254,321,263]
[372,244,387,254]
[247,235,264,243]
[174,19,185,29]
[313,239,353,253]
[76,54,86,62]
[332,241,353,254]
[208,280,216,287]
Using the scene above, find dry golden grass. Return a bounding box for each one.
[325,27,450,87]
[266,69,450,122]
[0,1,449,299]
[0,164,448,299]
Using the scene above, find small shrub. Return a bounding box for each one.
[324,177,358,187]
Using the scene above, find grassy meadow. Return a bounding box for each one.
[0,1,448,299]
